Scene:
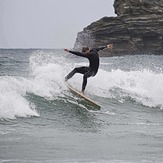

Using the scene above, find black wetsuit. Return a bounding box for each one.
[65,46,106,92]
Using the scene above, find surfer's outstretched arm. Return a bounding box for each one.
[92,44,113,52]
[64,49,87,58]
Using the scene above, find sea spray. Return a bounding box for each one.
[29,50,67,98]
[0,76,39,119]
[88,69,163,109]
[28,50,163,110]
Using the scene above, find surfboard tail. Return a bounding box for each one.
[65,82,101,109]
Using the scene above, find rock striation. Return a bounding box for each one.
[74,0,163,56]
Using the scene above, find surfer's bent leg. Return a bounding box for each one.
[82,71,95,93]
[65,67,88,81]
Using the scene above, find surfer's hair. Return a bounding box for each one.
[82,47,89,53]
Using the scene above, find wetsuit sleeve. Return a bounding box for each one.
[93,46,106,52]
[69,51,87,58]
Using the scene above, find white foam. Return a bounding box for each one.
[29,51,67,98]
[2,50,162,120]
[0,76,39,119]
[29,51,163,109]
[0,51,68,119]
[88,69,163,108]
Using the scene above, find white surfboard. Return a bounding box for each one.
[65,82,101,109]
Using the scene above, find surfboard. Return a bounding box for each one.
[65,82,101,109]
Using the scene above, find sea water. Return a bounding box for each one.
[0,49,163,162]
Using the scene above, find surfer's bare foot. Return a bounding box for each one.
[81,90,84,95]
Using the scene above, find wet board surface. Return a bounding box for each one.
[65,82,101,109]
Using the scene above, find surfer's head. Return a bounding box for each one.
[82,47,90,53]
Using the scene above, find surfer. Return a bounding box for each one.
[64,44,113,93]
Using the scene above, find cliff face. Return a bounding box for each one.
[74,0,163,56]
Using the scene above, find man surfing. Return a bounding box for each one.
[64,44,113,94]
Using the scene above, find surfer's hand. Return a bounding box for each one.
[107,44,113,49]
[64,49,69,52]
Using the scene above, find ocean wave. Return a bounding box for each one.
[29,51,163,109]
[1,50,163,120]
[89,69,163,109]
[0,51,68,119]
[0,76,39,119]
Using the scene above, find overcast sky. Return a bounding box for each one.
[0,0,115,49]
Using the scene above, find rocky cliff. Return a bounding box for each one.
[74,0,163,56]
